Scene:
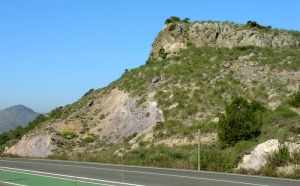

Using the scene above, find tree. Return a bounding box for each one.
[183,18,190,23]
[0,132,9,145]
[218,97,264,148]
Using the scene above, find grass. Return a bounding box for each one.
[48,139,259,173]
[260,106,300,142]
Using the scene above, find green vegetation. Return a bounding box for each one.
[165,16,181,24]
[61,131,77,139]
[218,97,265,148]
[165,16,190,24]
[48,139,259,173]
[83,88,94,97]
[269,145,290,167]
[260,106,300,142]
[0,114,46,151]
[165,16,190,32]
[246,20,271,30]
[168,23,177,31]
[287,88,300,108]
[82,136,94,143]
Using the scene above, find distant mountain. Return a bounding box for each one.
[0,105,39,133]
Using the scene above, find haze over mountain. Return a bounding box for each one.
[0,105,39,133]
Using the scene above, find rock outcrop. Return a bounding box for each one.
[150,21,299,60]
[8,89,164,157]
[238,139,300,171]
[7,132,55,157]
[238,139,279,170]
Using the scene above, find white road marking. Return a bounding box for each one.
[0,181,27,186]
[0,167,134,186]
[66,160,300,183]
[1,157,298,183]
[0,159,269,186]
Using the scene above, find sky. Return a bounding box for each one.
[0,0,299,113]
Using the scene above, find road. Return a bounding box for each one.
[0,157,299,186]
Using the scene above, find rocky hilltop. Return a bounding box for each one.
[150,19,299,60]
[5,17,300,178]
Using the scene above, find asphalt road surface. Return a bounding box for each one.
[0,157,299,186]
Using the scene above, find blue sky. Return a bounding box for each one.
[1,0,299,113]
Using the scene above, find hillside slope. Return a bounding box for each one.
[0,105,39,133]
[6,18,300,176]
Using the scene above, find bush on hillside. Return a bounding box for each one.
[61,131,77,139]
[165,16,181,24]
[287,89,300,108]
[83,88,94,97]
[246,20,271,29]
[218,97,265,148]
[82,136,94,143]
[168,23,177,31]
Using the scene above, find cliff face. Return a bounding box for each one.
[150,21,299,61]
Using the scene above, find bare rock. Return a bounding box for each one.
[238,139,300,171]
[7,132,55,158]
[238,139,279,171]
[150,21,299,61]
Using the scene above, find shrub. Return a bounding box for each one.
[99,114,106,120]
[124,132,138,143]
[267,145,290,167]
[49,107,63,119]
[287,89,300,108]
[165,16,181,24]
[218,97,264,148]
[246,20,270,29]
[61,131,77,139]
[83,88,94,97]
[158,48,167,59]
[82,136,94,143]
[183,18,190,23]
[168,23,177,31]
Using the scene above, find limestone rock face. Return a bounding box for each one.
[238,139,300,171]
[150,22,299,60]
[238,139,279,171]
[7,132,54,158]
[91,89,164,143]
[150,23,189,60]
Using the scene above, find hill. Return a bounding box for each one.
[4,18,300,177]
[0,105,39,133]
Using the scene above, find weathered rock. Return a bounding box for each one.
[150,22,299,61]
[238,139,279,171]
[7,132,54,158]
[7,88,164,158]
[238,139,300,171]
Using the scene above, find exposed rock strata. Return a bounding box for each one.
[150,22,299,60]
